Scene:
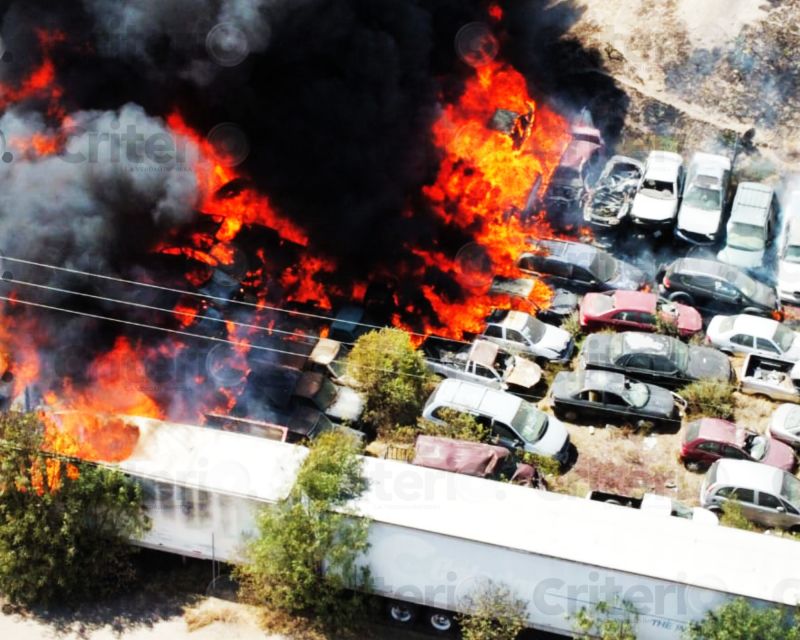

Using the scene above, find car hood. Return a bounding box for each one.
[686,348,732,381]
[675,304,703,333]
[579,333,613,367]
[505,358,543,389]
[761,438,797,471]
[644,384,677,417]
[607,261,647,290]
[536,324,573,356]
[717,246,764,270]
[632,193,678,221]
[528,414,570,457]
[778,260,800,294]
[677,204,722,235]
[325,387,365,422]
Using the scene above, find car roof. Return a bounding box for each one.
[612,290,657,313]
[429,378,521,424]
[494,309,533,332]
[618,331,677,356]
[644,150,682,181]
[730,182,774,225]
[564,369,630,395]
[688,152,731,179]
[530,239,599,268]
[730,314,779,337]
[694,418,737,442]
[713,459,784,493]
[670,257,733,278]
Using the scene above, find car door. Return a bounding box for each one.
[722,487,762,524]
[729,333,756,355]
[570,264,596,290]
[492,421,525,451]
[546,260,573,287]
[619,353,654,382]
[754,491,790,528]
[650,354,680,384]
[686,274,716,304]
[713,279,742,311]
[756,337,782,358]
[693,441,723,465]
[611,311,638,330]
[601,391,634,421]
[474,363,504,389]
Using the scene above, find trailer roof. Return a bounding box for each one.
[352,457,800,607]
[114,416,308,502]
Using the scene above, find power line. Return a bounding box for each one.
[0,254,474,345]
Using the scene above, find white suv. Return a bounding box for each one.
[422,379,571,464]
[700,459,800,531]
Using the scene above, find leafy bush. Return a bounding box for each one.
[458,580,527,640]
[237,431,371,630]
[0,412,148,606]
[418,408,488,442]
[345,328,435,433]
[679,380,736,420]
[571,598,638,640]
[686,597,800,639]
[719,500,755,532]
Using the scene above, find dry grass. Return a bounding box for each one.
[184,599,244,631]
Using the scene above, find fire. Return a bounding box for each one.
[0,30,66,117]
[415,59,570,338]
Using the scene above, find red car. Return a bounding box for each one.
[578,290,702,337]
[680,418,796,472]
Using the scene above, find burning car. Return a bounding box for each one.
[582,155,644,228]
[579,290,702,338]
[518,239,648,293]
[486,277,578,324]
[543,125,605,215]
[629,151,684,230]
[674,152,731,245]
[578,331,732,390]
[680,418,796,472]
[551,369,685,431]
[481,309,574,363]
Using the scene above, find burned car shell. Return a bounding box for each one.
[583,155,644,228]
[518,239,647,294]
[551,369,685,430]
[544,125,605,212]
[578,331,732,389]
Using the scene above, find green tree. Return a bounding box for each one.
[458,580,528,640]
[685,598,800,639]
[571,598,639,639]
[0,412,148,606]
[237,431,371,629]
[346,328,434,433]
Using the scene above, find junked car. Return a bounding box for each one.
[422,379,571,464]
[518,239,647,293]
[551,369,685,431]
[717,182,777,271]
[768,403,800,449]
[706,314,800,361]
[292,371,365,424]
[680,418,796,472]
[582,155,644,228]
[777,195,800,305]
[481,309,574,363]
[578,290,702,338]
[700,459,800,531]
[579,331,732,390]
[486,276,579,324]
[658,257,781,318]
[629,151,684,229]
[421,338,542,396]
[739,354,800,403]
[543,125,605,213]
[674,152,731,244]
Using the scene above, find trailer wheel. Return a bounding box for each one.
[387,601,418,625]
[427,609,456,634]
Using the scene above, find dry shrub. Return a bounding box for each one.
[184,600,243,632]
[680,380,736,420]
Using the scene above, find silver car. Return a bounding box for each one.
[700,459,800,531]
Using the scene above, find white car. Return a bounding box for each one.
[629,151,684,229]
[674,152,731,244]
[706,314,800,361]
[481,309,574,363]
[768,403,800,449]
[717,182,777,271]
[777,192,800,304]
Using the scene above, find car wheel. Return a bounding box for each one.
[387,601,418,626]
[684,460,703,473]
[426,610,456,635]
[669,292,693,305]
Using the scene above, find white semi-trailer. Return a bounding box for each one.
[112,417,800,639]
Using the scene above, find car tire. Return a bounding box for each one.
[426,609,456,635]
[387,601,418,626]
[684,460,703,473]
[669,292,693,305]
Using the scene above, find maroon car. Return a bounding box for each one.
[680,418,796,472]
[579,290,702,337]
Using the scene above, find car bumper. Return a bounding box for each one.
[674,227,717,245]
[630,216,674,227]
[585,214,624,228]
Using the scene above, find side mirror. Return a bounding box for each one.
[776,506,786,513]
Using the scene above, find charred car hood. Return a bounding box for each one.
[686,348,732,381]
[535,325,573,357]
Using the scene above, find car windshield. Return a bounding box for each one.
[623,382,650,408]
[510,402,547,443]
[784,244,800,264]
[520,316,546,343]
[589,252,618,282]
[716,316,735,332]
[727,222,765,251]
[774,325,796,352]
[640,179,675,199]
[684,186,721,210]
[782,473,800,504]
[747,435,768,461]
